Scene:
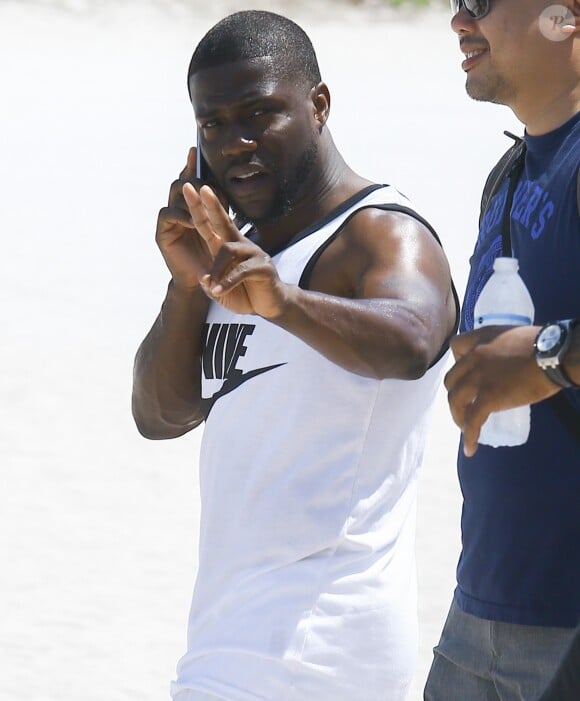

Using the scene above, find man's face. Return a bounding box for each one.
[451,0,566,106]
[190,58,319,224]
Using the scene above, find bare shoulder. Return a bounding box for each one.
[309,206,452,298]
[346,206,446,254]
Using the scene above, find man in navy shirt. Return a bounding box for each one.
[424,1,580,700]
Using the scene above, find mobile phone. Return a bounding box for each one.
[196,132,211,181]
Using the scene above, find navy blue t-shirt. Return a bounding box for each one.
[455,112,580,627]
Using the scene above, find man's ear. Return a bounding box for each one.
[311,82,331,129]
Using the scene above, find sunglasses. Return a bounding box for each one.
[450,0,491,19]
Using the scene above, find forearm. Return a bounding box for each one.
[269,285,440,380]
[132,282,210,439]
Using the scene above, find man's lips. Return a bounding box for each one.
[459,42,488,71]
[227,164,268,182]
[226,164,270,196]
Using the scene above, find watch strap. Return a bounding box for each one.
[542,364,577,389]
[535,319,579,389]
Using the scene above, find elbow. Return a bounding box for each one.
[400,350,431,380]
[361,341,431,381]
[392,310,447,380]
[374,322,438,381]
[131,405,171,440]
[392,338,433,380]
[131,396,203,440]
[132,412,202,440]
[133,420,165,440]
[360,303,447,381]
[401,326,441,379]
[132,414,172,440]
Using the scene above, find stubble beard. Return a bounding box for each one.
[231,140,319,227]
[465,64,514,107]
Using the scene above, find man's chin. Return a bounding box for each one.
[231,199,286,227]
[466,75,508,106]
[466,76,489,102]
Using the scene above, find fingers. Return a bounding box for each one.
[207,247,272,296]
[456,387,490,457]
[168,178,191,208]
[182,183,224,258]
[198,186,243,243]
[179,179,280,314]
[445,327,525,456]
[445,334,496,456]
[449,328,489,360]
[461,409,486,457]
[445,358,476,427]
[182,183,244,252]
[167,147,202,213]
[156,206,195,240]
[179,146,197,181]
[445,360,489,457]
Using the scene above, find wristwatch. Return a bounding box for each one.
[534,319,579,389]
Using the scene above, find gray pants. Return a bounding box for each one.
[424,601,576,701]
[537,625,580,701]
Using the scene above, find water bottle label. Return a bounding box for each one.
[475,312,533,327]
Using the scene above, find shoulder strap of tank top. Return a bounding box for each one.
[299,201,460,367]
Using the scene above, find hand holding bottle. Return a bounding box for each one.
[445,324,560,456]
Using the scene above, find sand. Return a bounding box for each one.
[0,2,521,699]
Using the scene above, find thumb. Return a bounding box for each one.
[449,330,479,360]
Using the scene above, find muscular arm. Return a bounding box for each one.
[270,209,457,379]
[132,283,209,439]
[188,185,457,381]
[132,149,215,439]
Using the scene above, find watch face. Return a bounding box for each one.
[537,324,563,353]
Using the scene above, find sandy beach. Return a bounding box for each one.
[0,2,522,699]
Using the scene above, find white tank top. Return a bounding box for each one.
[172,186,448,701]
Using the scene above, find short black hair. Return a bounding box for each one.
[187,11,322,97]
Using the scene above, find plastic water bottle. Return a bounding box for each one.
[473,257,535,448]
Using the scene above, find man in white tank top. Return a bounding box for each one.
[132,10,458,701]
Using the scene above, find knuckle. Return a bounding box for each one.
[169,179,185,200]
[220,242,236,258]
[197,212,212,229]
[157,206,171,223]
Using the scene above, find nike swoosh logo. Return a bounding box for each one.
[201,363,286,419]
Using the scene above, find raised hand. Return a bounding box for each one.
[182,183,290,318]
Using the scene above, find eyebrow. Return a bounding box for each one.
[195,91,281,118]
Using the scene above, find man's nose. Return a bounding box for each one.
[221,124,257,159]
[451,5,476,34]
